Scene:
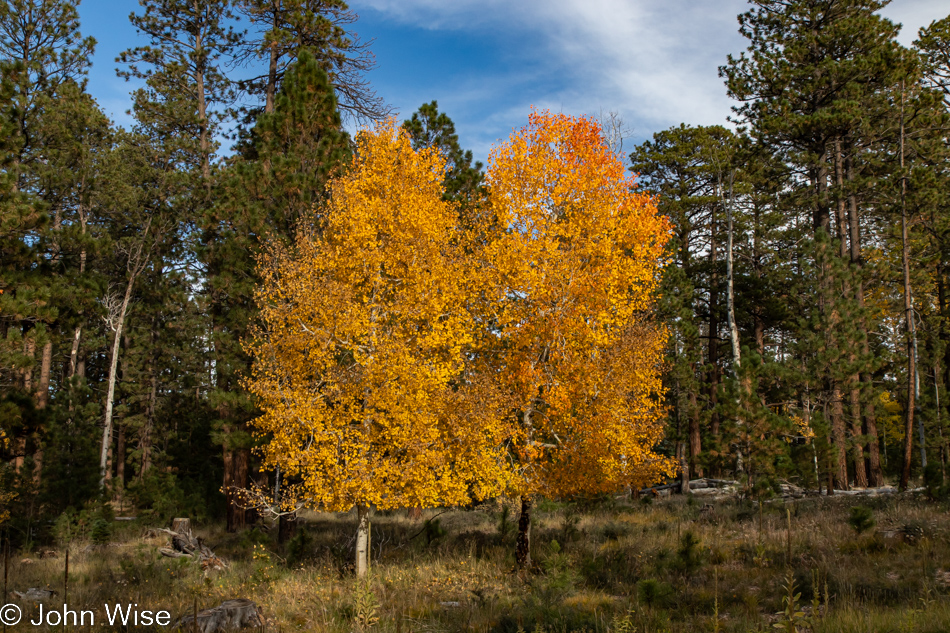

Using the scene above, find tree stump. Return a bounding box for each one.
[171,518,191,534]
[176,599,262,633]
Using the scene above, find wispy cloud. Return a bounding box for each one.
[358,0,747,132]
[354,0,949,163]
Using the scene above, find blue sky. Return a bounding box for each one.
[78,0,949,166]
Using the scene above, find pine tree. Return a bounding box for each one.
[403,101,484,207]
[630,125,733,479]
[235,0,388,123]
[916,15,950,110]
[208,49,351,531]
[0,0,97,485]
[721,0,914,489]
[118,0,240,180]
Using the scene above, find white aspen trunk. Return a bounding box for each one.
[68,325,82,379]
[722,171,744,476]
[99,279,135,490]
[355,504,370,577]
[69,200,87,379]
[725,172,740,369]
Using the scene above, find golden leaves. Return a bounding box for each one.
[246,119,510,512]
[482,110,675,496]
[245,111,673,514]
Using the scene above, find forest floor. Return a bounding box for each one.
[6,491,950,632]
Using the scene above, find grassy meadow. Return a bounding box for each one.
[6,492,950,632]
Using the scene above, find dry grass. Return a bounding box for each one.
[6,493,950,632]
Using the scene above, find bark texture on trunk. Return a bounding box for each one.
[688,389,702,478]
[99,280,135,490]
[835,141,867,488]
[516,495,532,570]
[68,326,82,379]
[37,339,51,409]
[707,206,721,476]
[830,385,849,490]
[899,86,917,492]
[22,335,34,392]
[356,504,370,577]
[140,366,158,480]
[679,450,690,496]
[224,448,236,532]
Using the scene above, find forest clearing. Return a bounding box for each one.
[4,0,950,630]
[5,492,950,632]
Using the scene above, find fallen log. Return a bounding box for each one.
[12,588,56,601]
[159,547,190,559]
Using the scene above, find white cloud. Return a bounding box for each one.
[879,0,948,45]
[354,0,949,163]
[358,0,748,130]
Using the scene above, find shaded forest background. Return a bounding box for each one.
[2,0,950,546]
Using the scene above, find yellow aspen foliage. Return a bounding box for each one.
[244,119,511,518]
[482,109,676,498]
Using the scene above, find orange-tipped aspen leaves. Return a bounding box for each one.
[482,110,675,497]
[245,110,672,531]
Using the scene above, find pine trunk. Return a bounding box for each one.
[22,335,34,392]
[516,495,532,569]
[140,364,158,480]
[689,389,702,478]
[835,141,867,488]
[37,339,51,409]
[224,448,236,532]
[195,24,210,181]
[848,179,883,485]
[899,87,917,492]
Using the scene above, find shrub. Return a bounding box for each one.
[285,527,313,567]
[924,462,948,501]
[848,505,875,534]
[637,578,673,608]
[672,530,704,575]
[90,517,111,545]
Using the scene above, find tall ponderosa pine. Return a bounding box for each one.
[721,0,913,488]
[629,125,734,480]
[235,0,388,122]
[210,49,350,531]
[0,0,96,484]
[118,0,241,180]
[403,101,484,207]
